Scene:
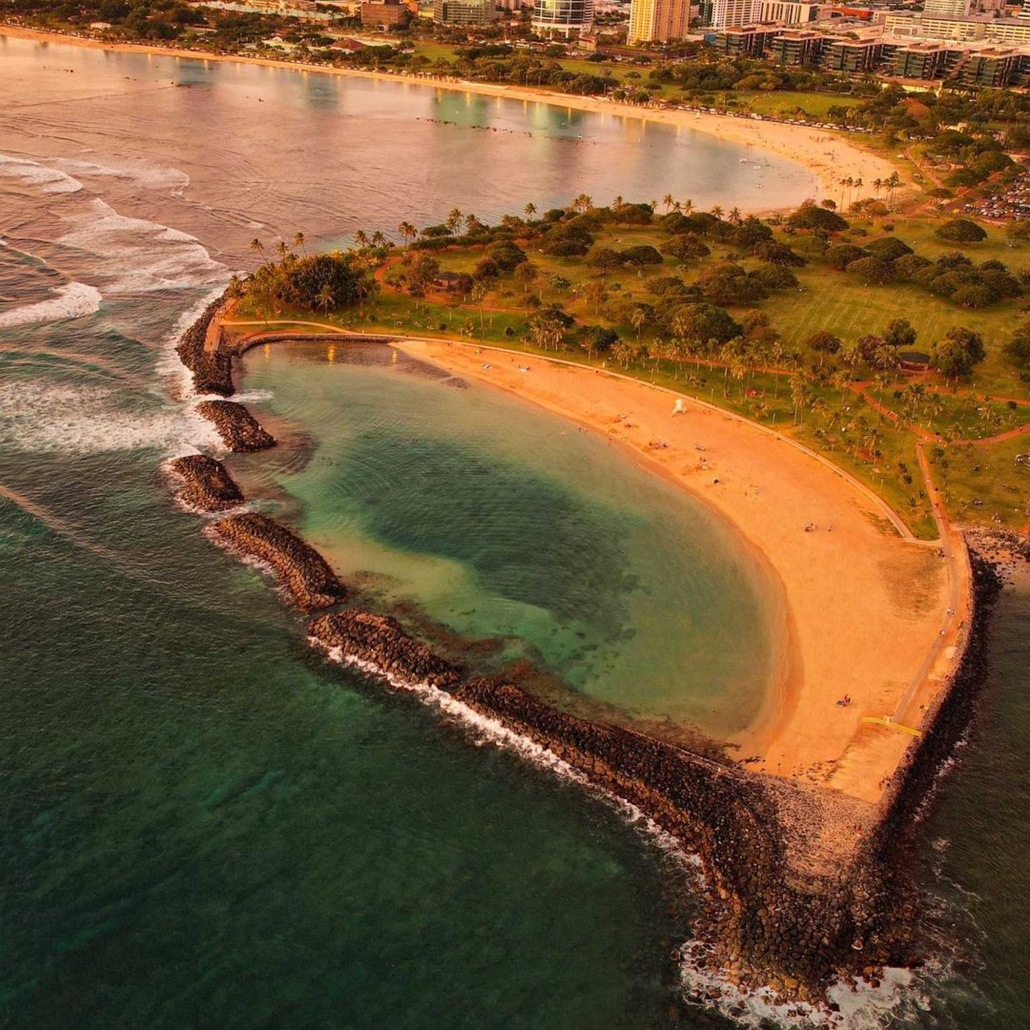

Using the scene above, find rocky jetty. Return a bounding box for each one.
[303,590,914,999]
[870,545,1002,872]
[309,610,461,688]
[197,400,277,452]
[167,455,244,512]
[450,677,903,999]
[209,512,347,611]
[175,297,236,395]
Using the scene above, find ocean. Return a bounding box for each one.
[1,34,1028,1030]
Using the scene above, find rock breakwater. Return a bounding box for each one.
[448,677,903,999]
[871,544,1002,868]
[310,610,461,687]
[167,455,244,512]
[175,297,235,395]
[196,400,276,452]
[210,512,347,611]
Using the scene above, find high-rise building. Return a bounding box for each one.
[758,0,819,23]
[627,0,692,42]
[709,0,759,29]
[532,0,595,35]
[433,0,497,23]
[922,0,971,17]
[1020,0,1030,19]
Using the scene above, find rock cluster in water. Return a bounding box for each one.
[196,399,276,452]
[449,678,905,998]
[167,454,244,512]
[210,512,348,611]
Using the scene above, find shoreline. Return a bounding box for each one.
[389,336,963,806]
[167,297,986,1010]
[0,24,901,211]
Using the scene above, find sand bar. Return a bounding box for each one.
[395,337,967,806]
[0,25,901,210]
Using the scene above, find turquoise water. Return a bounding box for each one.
[1,33,1029,1030]
[0,446,698,1029]
[236,342,780,738]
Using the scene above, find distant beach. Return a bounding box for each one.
[0,24,900,211]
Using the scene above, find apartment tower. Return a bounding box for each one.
[628,0,692,42]
[709,0,759,29]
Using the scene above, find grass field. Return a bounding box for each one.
[934,434,1030,531]
[729,91,863,121]
[238,210,1029,535]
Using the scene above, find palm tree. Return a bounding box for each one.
[353,229,370,250]
[293,231,307,256]
[398,221,417,244]
[728,206,742,225]
[371,230,387,249]
[885,172,902,211]
[471,281,488,333]
[790,373,810,424]
[276,240,290,266]
[316,284,335,316]
[524,202,537,219]
[663,193,675,213]
[681,198,694,214]
[250,238,265,261]
[630,306,650,340]
[572,193,593,212]
[872,178,883,197]
[446,208,463,233]
[612,195,623,209]
[711,204,724,219]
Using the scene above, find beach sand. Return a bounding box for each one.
[396,338,967,807]
[0,25,902,212]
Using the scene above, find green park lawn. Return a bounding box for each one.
[238,211,1029,536]
[933,434,1030,531]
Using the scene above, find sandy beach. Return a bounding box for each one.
[395,338,967,807]
[0,24,901,210]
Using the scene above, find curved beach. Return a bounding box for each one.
[0,25,898,210]
[394,338,964,807]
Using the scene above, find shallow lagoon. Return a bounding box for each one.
[237,341,783,738]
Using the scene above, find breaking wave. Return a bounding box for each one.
[56,199,226,295]
[0,381,221,455]
[0,281,102,328]
[0,153,83,194]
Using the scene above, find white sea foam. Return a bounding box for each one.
[0,382,221,455]
[0,281,102,328]
[0,154,82,194]
[53,157,191,194]
[677,957,924,1029]
[56,199,227,295]
[311,642,692,866]
[234,389,275,403]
